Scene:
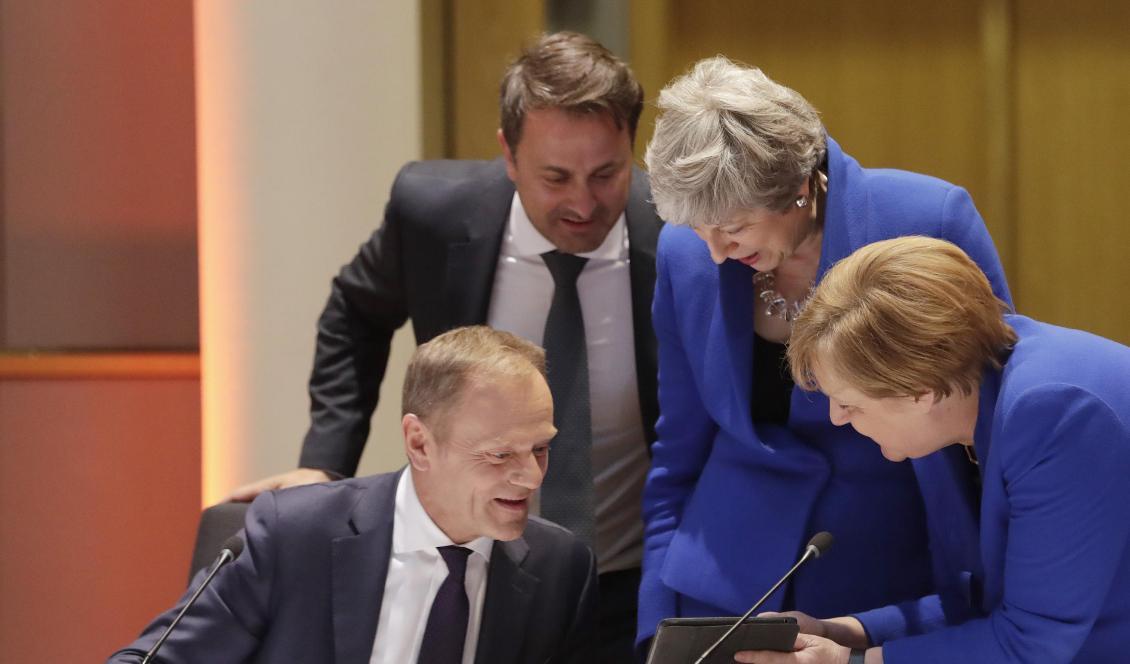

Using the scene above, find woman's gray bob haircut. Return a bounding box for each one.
[645,57,826,226]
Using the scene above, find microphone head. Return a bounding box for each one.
[806,531,833,559]
[220,535,245,560]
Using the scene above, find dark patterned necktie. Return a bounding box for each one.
[539,250,594,544]
[417,546,472,664]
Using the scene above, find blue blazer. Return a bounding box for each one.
[109,471,598,663]
[638,138,1012,645]
[876,316,1130,663]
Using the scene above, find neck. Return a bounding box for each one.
[937,387,981,449]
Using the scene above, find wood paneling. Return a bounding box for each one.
[450,1,545,159]
[629,0,1130,343]
[1014,1,1130,342]
[0,352,199,379]
[0,378,200,662]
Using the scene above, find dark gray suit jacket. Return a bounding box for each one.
[299,160,662,476]
[109,471,598,663]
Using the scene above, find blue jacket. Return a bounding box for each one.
[876,316,1130,663]
[639,137,1012,645]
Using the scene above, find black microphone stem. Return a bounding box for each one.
[693,546,818,664]
[141,548,236,664]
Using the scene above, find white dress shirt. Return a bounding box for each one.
[369,471,493,664]
[486,192,648,574]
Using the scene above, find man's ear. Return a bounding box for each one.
[403,413,432,471]
[498,129,518,181]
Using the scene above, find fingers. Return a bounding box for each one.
[734,634,846,664]
[227,468,332,502]
[228,477,280,502]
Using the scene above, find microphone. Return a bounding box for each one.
[693,531,833,664]
[141,535,245,664]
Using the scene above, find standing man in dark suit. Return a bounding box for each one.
[231,32,661,661]
[110,327,596,663]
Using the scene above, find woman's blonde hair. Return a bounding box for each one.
[788,237,1016,399]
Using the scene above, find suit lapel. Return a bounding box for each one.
[712,258,757,441]
[625,167,662,445]
[444,163,512,327]
[331,473,399,664]
[474,537,538,664]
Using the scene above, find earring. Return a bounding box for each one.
[795,196,809,208]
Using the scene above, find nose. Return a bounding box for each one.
[510,452,545,491]
[567,181,598,220]
[696,227,732,264]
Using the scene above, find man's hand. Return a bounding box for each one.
[733,633,851,664]
[229,468,334,502]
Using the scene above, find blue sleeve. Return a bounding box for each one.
[884,386,1130,663]
[107,493,277,663]
[636,235,719,650]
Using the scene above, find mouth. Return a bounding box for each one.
[559,217,593,229]
[493,497,529,512]
[737,252,760,266]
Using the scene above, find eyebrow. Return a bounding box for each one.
[540,160,624,177]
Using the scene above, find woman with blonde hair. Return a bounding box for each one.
[638,57,1012,650]
[736,236,1130,663]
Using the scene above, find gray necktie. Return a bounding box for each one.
[539,250,594,544]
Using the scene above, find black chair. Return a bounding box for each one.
[187,502,249,583]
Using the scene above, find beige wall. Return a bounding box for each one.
[196,0,423,501]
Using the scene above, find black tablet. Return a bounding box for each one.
[645,616,799,664]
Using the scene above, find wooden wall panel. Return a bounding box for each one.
[631,0,1130,343]
[1014,1,1130,343]
[450,1,545,159]
[0,378,200,661]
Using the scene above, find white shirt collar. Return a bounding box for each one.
[506,192,628,261]
[395,470,494,561]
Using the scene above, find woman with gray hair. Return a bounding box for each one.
[637,57,1012,651]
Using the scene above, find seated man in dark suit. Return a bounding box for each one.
[109,326,596,663]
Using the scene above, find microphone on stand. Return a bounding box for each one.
[141,535,245,664]
[693,531,833,664]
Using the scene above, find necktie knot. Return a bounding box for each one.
[541,250,588,286]
[438,545,472,583]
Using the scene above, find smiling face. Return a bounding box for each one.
[499,107,633,254]
[692,189,817,269]
[406,369,557,543]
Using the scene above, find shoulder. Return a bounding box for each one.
[389,159,512,219]
[252,472,396,539]
[994,318,1130,466]
[521,516,596,576]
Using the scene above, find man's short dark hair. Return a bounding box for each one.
[500,31,644,152]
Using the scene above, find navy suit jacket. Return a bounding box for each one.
[638,137,1012,645]
[299,160,662,477]
[109,472,598,663]
[878,316,1130,663]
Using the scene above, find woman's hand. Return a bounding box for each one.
[733,633,851,664]
[758,611,869,649]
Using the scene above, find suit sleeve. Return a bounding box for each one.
[941,186,1013,307]
[636,236,720,650]
[298,169,412,477]
[553,542,599,664]
[883,386,1130,663]
[106,493,280,663]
